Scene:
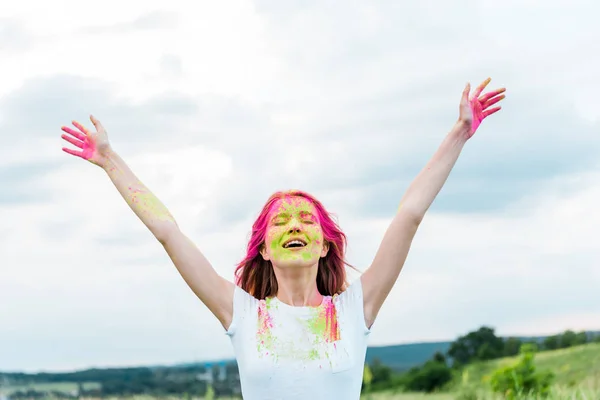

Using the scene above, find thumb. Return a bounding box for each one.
[90,114,105,132]
[462,83,471,103]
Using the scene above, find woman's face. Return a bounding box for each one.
[260,196,329,268]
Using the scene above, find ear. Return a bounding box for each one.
[260,244,270,261]
[320,240,330,258]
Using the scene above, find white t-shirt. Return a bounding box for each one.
[226,278,371,400]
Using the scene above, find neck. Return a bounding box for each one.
[273,264,322,307]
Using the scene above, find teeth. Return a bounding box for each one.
[284,240,306,248]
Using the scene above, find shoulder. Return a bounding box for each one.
[335,277,365,304]
[226,285,260,336]
[334,277,372,332]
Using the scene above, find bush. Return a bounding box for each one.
[403,360,453,393]
[489,343,554,399]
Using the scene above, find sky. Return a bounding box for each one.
[1,0,599,373]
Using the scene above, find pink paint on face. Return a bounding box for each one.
[262,196,328,268]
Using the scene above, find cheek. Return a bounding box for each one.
[307,229,324,249]
[266,229,283,251]
[307,226,323,240]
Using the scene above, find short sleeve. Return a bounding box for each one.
[336,277,372,335]
[225,285,258,337]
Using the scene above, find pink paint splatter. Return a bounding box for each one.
[322,297,340,343]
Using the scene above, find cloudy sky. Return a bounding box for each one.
[1,0,599,373]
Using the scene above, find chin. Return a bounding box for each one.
[273,256,319,270]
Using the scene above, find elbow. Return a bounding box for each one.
[397,208,424,227]
[155,221,180,245]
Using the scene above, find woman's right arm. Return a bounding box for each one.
[60,116,234,330]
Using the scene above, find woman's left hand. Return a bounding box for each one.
[459,77,506,139]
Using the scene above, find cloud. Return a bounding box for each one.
[364,167,600,345]
[77,10,179,35]
[0,18,34,54]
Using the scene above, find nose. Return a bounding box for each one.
[287,217,302,233]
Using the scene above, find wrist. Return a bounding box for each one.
[99,147,118,171]
[449,120,471,144]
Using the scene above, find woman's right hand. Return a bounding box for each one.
[61,115,112,168]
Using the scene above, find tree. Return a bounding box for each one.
[432,352,446,364]
[447,326,504,365]
[543,335,559,350]
[369,358,393,387]
[403,360,452,393]
[574,331,588,346]
[559,330,578,348]
[503,337,522,357]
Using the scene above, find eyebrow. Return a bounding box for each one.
[272,212,290,219]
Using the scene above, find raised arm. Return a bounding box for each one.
[60,116,234,329]
[361,78,506,328]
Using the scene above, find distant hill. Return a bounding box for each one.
[365,341,452,371]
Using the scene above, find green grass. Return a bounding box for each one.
[454,342,600,390]
[362,387,600,399]
[361,393,454,400]
[1,381,100,394]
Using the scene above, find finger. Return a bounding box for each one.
[480,87,506,103]
[473,77,492,99]
[61,133,85,148]
[61,126,86,141]
[72,120,90,136]
[483,94,505,109]
[90,114,104,132]
[62,147,86,159]
[482,106,501,118]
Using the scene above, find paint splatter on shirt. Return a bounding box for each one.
[256,295,342,366]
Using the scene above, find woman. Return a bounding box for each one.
[60,78,505,399]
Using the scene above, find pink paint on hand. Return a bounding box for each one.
[60,115,110,165]
[61,121,95,160]
[461,78,506,137]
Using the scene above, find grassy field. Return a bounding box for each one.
[1,381,100,394]
[453,342,600,390]
[362,387,600,399]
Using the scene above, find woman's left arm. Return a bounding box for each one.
[361,78,506,328]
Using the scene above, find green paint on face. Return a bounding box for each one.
[264,196,327,265]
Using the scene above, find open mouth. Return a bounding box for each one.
[282,239,308,249]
